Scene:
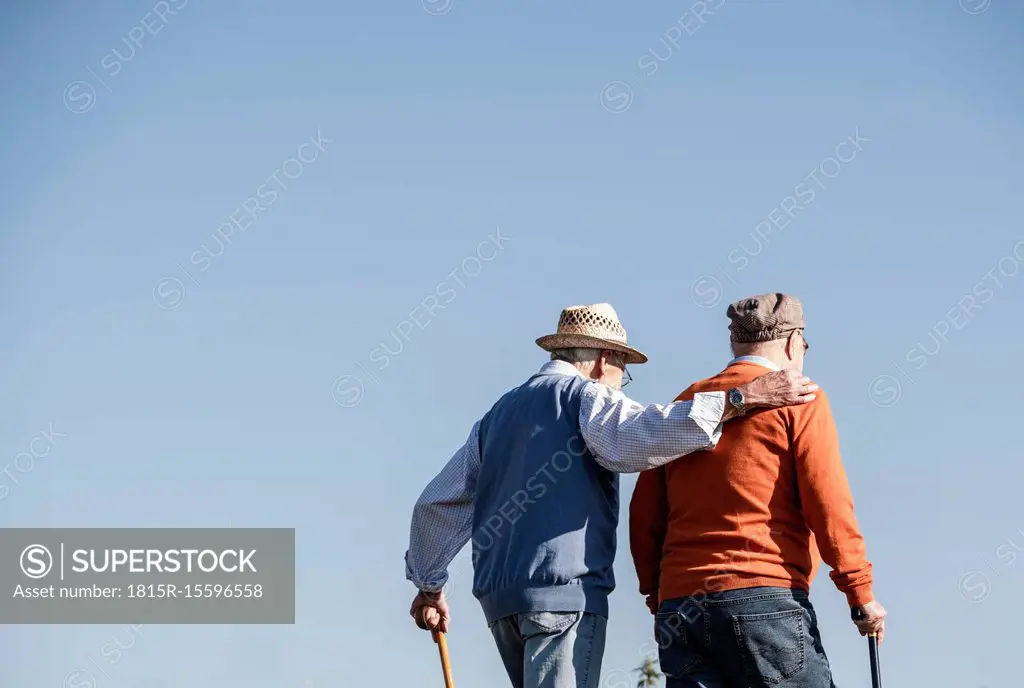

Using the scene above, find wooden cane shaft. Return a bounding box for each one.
[435,631,455,688]
[419,605,455,688]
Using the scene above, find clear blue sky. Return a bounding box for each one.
[2,0,1022,685]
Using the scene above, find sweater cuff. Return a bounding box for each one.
[845,584,874,608]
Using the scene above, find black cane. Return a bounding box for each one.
[851,607,881,688]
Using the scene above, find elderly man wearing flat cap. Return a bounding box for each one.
[405,302,818,688]
[630,293,887,688]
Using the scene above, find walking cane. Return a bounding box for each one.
[851,607,882,688]
[421,609,456,688]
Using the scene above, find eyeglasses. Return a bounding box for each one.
[607,353,632,388]
[621,366,633,388]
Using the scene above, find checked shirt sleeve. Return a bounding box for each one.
[578,382,726,473]
[404,421,481,592]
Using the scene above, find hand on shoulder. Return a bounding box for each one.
[740,369,819,410]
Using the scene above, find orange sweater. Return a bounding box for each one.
[629,362,873,613]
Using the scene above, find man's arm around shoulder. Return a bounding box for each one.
[580,370,818,473]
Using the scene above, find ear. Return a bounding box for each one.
[784,332,796,361]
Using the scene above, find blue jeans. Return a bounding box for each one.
[656,587,836,688]
[489,611,607,688]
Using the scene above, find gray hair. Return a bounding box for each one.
[550,348,601,364]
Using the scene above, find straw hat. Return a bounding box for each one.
[535,303,648,364]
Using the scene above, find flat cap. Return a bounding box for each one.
[727,293,805,343]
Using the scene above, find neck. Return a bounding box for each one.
[555,359,599,381]
[733,346,792,371]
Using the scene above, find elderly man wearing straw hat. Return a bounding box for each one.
[405,303,818,688]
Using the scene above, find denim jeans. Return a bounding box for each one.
[656,587,836,688]
[489,611,608,688]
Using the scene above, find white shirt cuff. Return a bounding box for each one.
[689,391,726,448]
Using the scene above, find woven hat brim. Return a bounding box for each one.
[535,333,648,365]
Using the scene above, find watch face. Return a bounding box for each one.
[729,389,744,406]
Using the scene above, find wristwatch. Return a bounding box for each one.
[727,387,746,415]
